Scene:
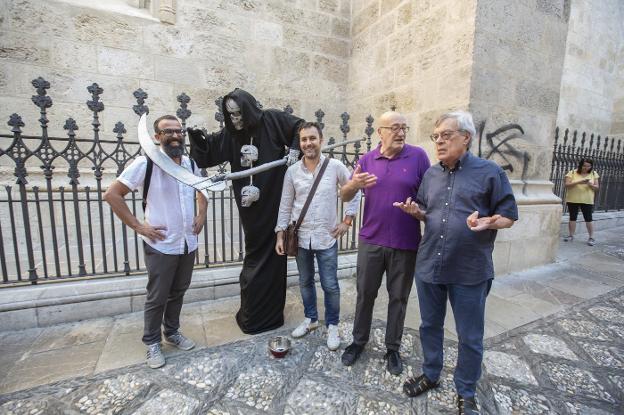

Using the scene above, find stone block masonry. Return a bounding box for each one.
[0,0,352,139]
[1,0,623,278]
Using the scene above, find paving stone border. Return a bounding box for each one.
[480,286,624,414]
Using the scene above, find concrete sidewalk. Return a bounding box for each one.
[0,225,623,413]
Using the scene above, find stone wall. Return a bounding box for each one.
[347,0,477,155]
[607,2,624,136]
[346,0,570,274]
[470,0,570,273]
[556,0,624,136]
[470,0,569,182]
[0,0,352,142]
[0,0,620,278]
[612,62,624,135]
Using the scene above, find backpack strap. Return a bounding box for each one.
[143,157,198,212]
[142,157,153,212]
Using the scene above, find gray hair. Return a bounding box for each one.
[435,111,476,139]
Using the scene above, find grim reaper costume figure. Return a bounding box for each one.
[187,89,303,334]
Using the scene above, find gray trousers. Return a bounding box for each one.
[142,242,196,345]
[352,241,417,351]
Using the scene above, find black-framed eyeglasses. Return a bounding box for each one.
[158,128,184,136]
[429,129,465,142]
[380,125,410,133]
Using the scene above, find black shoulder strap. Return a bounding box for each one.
[142,157,153,212]
[143,157,197,212]
[294,157,330,230]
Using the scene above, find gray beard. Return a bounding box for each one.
[164,143,184,158]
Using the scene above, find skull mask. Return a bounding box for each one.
[225,98,243,131]
[240,185,260,207]
[240,144,258,167]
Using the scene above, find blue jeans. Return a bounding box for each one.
[295,242,340,326]
[416,278,492,398]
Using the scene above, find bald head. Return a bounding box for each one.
[379,111,405,125]
[377,111,408,158]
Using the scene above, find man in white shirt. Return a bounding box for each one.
[275,121,360,350]
[104,115,208,369]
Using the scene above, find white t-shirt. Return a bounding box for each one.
[117,154,202,255]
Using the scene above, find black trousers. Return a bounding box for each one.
[142,243,196,345]
[567,202,593,222]
[352,241,417,351]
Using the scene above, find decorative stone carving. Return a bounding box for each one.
[158,0,176,25]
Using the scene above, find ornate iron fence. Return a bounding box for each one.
[0,77,376,286]
[550,127,624,212]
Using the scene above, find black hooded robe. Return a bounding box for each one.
[188,89,303,335]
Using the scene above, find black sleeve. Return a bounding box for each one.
[187,127,231,168]
[275,111,304,151]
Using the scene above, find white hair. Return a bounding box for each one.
[435,111,476,138]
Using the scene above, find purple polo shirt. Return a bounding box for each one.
[358,143,430,251]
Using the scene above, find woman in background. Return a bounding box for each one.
[563,158,600,246]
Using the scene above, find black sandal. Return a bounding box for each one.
[403,374,440,397]
[458,395,480,415]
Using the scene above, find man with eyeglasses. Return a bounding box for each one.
[340,111,430,375]
[105,115,208,369]
[398,111,517,415]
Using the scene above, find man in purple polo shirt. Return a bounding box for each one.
[340,111,430,375]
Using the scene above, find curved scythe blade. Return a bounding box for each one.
[138,114,217,198]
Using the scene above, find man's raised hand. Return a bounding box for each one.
[393,197,425,220]
[351,164,377,189]
[466,211,501,232]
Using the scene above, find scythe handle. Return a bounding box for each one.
[224,157,288,181]
[207,137,366,186]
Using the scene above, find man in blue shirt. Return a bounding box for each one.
[394,111,518,415]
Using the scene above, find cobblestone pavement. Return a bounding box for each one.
[1,286,623,414]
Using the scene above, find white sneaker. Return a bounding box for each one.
[291,318,319,338]
[327,324,341,351]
